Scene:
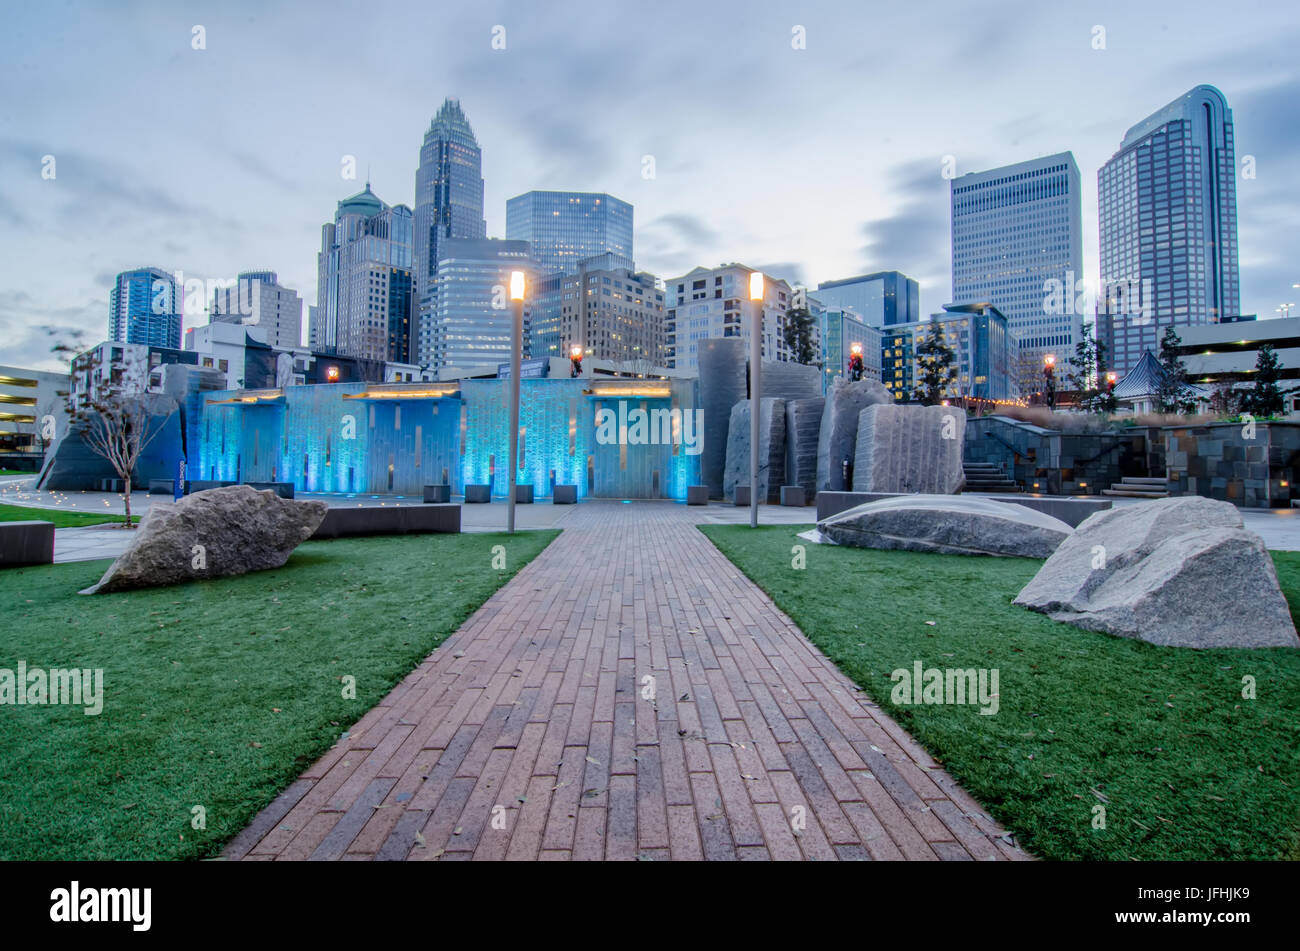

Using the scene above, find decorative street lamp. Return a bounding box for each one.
[1043,353,1057,410]
[749,271,764,529]
[508,270,525,534]
[569,344,583,378]
[848,342,864,382]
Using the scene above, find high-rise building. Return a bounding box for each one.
[951,153,1082,395]
[316,184,415,363]
[528,253,665,366]
[109,266,183,350]
[1097,85,1241,377]
[430,238,534,373]
[413,99,487,365]
[505,191,633,277]
[210,270,303,350]
[813,271,919,328]
[884,304,1017,402]
[809,298,881,391]
[663,264,800,372]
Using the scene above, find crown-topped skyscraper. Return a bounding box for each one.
[413,98,487,366]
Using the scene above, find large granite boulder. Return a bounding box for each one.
[815,379,892,492]
[1014,496,1299,648]
[723,398,786,502]
[818,495,1072,557]
[84,485,327,594]
[784,397,824,497]
[852,403,965,494]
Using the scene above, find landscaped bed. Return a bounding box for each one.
[700,523,1300,861]
[0,530,559,860]
[0,502,138,528]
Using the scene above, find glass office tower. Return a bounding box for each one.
[431,238,534,372]
[813,271,919,328]
[413,98,487,365]
[505,191,633,276]
[1097,85,1240,377]
[109,266,183,350]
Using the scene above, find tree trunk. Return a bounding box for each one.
[121,475,132,528]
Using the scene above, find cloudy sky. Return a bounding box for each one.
[2,0,1297,370]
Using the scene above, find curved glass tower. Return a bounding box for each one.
[413,98,487,366]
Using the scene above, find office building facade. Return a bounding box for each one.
[1097,85,1241,376]
[664,264,798,372]
[210,270,303,350]
[813,271,919,328]
[528,253,665,366]
[430,238,534,373]
[951,153,1083,394]
[505,191,633,277]
[413,99,487,365]
[885,304,1017,402]
[109,266,183,350]
[316,185,415,363]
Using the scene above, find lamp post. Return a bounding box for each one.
[749,271,764,529]
[569,344,583,378]
[508,270,525,534]
[1043,353,1057,411]
[848,342,864,382]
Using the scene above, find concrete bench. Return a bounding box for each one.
[186,480,237,494]
[0,521,55,567]
[733,485,751,506]
[310,504,461,539]
[244,481,295,499]
[514,485,534,504]
[815,490,1112,528]
[423,484,451,503]
[780,485,807,507]
[148,479,175,495]
[552,484,577,504]
[464,484,491,503]
[687,485,709,506]
[98,478,126,493]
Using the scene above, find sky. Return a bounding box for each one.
[2,0,1298,371]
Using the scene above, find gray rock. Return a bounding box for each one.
[852,403,966,494]
[84,485,327,594]
[723,398,786,502]
[1014,496,1299,648]
[783,397,824,496]
[696,338,749,498]
[815,379,892,491]
[817,494,1072,557]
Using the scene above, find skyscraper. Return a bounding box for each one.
[813,271,919,327]
[663,264,797,372]
[505,191,633,276]
[109,266,183,350]
[430,238,533,372]
[210,270,303,350]
[316,184,415,363]
[528,253,665,365]
[1097,85,1241,377]
[951,153,1082,395]
[413,98,487,366]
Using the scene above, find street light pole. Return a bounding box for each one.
[749,271,764,529]
[508,271,525,534]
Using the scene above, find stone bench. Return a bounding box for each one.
[464,484,491,503]
[687,485,709,506]
[148,479,175,495]
[0,521,55,567]
[514,485,534,504]
[98,478,126,493]
[780,485,807,507]
[815,490,1112,528]
[734,485,751,506]
[187,480,237,494]
[244,481,295,499]
[423,484,451,503]
[552,484,577,504]
[310,504,461,539]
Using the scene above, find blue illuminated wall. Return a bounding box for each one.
[198,378,701,499]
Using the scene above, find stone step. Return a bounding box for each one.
[1119,477,1169,486]
[1102,487,1170,498]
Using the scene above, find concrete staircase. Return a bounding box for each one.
[962,462,1020,493]
[1101,476,1170,499]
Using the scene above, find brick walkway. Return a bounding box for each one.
[225,501,1028,861]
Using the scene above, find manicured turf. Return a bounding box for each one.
[0,502,138,528]
[0,530,559,860]
[0,469,32,476]
[700,523,1300,861]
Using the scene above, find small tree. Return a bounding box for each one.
[1156,326,1197,415]
[1243,343,1288,418]
[781,307,818,366]
[912,322,957,406]
[71,357,171,527]
[1066,323,1112,413]
[1208,382,1242,417]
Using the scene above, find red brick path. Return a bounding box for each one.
[225,502,1028,861]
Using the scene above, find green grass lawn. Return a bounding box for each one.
[0,502,138,528]
[0,530,558,860]
[0,469,33,476]
[700,523,1300,861]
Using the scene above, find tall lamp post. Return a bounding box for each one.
[508,270,525,534]
[848,341,864,382]
[749,271,764,529]
[1043,353,1057,411]
[569,344,583,378]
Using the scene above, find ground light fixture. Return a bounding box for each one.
[508,270,525,533]
[748,271,764,528]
